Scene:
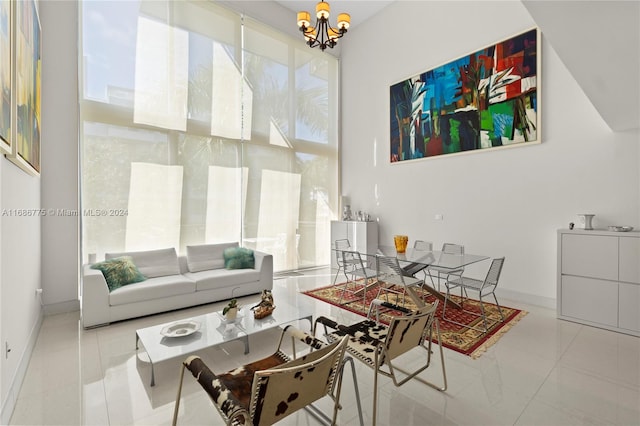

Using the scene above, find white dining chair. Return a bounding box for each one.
[442,257,506,333]
[333,238,358,284]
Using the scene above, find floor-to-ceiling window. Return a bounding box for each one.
[79,1,338,271]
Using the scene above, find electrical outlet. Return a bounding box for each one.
[35,288,43,296]
[435,214,444,221]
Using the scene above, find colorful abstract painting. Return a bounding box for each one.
[390,28,540,162]
[13,0,41,175]
[0,0,11,154]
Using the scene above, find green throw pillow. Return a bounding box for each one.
[223,247,255,269]
[91,256,147,292]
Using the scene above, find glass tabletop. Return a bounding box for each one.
[333,245,489,269]
[136,295,314,366]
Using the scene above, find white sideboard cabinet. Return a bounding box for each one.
[330,221,378,268]
[557,229,640,336]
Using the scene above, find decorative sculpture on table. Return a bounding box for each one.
[251,289,275,319]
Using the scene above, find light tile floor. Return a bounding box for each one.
[9,267,640,425]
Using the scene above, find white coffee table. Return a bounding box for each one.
[135,297,314,386]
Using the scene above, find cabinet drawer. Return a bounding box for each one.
[561,234,618,280]
[619,283,640,332]
[561,275,618,327]
[619,237,640,284]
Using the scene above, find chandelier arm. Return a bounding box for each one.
[327,22,347,39]
[299,23,319,48]
[318,17,329,50]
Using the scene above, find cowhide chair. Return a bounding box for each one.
[314,301,447,426]
[172,325,363,426]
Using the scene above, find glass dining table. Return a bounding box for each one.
[335,246,489,310]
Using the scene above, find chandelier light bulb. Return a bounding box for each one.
[316,1,330,19]
[297,11,311,28]
[337,13,350,30]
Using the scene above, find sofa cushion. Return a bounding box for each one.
[185,268,260,292]
[223,247,255,269]
[109,275,196,306]
[186,242,238,272]
[91,256,147,292]
[106,248,180,278]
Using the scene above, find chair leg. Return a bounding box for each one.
[338,272,367,309]
[367,299,387,323]
[491,292,505,321]
[342,265,352,284]
[172,363,187,426]
[442,283,460,321]
[386,319,448,393]
[478,294,489,332]
[337,274,351,306]
[442,285,450,319]
[362,282,369,312]
[429,271,439,292]
[372,353,380,426]
[376,286,392,305]
[433,318,448,391]
[343,357,364,426]
[306,357,362,426]
[332,266,342,285]
[442,288,494,334]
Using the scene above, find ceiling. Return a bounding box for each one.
[522,1,639,132]
[276,0,640,132]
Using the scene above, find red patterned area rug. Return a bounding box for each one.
[303,281,527,359]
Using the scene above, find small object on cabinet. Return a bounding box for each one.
[342,205,352,221]
[569,222,574,230]
[608,226,634,232]
[577,214,595,230]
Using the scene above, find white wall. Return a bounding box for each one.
[40,0,79,313]
[339,1,640,306]
[1,156,43,422]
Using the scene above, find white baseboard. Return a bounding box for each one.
[43,298,80,315]
[0,309,44,425]
[496,287,556,310]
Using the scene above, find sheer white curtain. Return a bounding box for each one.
[133,16,189,131]
[210,43,252,140]
[126,162,183,251]
[80,1,339,271]
[205,166,247,244]
[257,170,302,270]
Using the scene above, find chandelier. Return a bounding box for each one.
[297,1,350,51]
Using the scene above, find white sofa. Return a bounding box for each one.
[81,243,273,328]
